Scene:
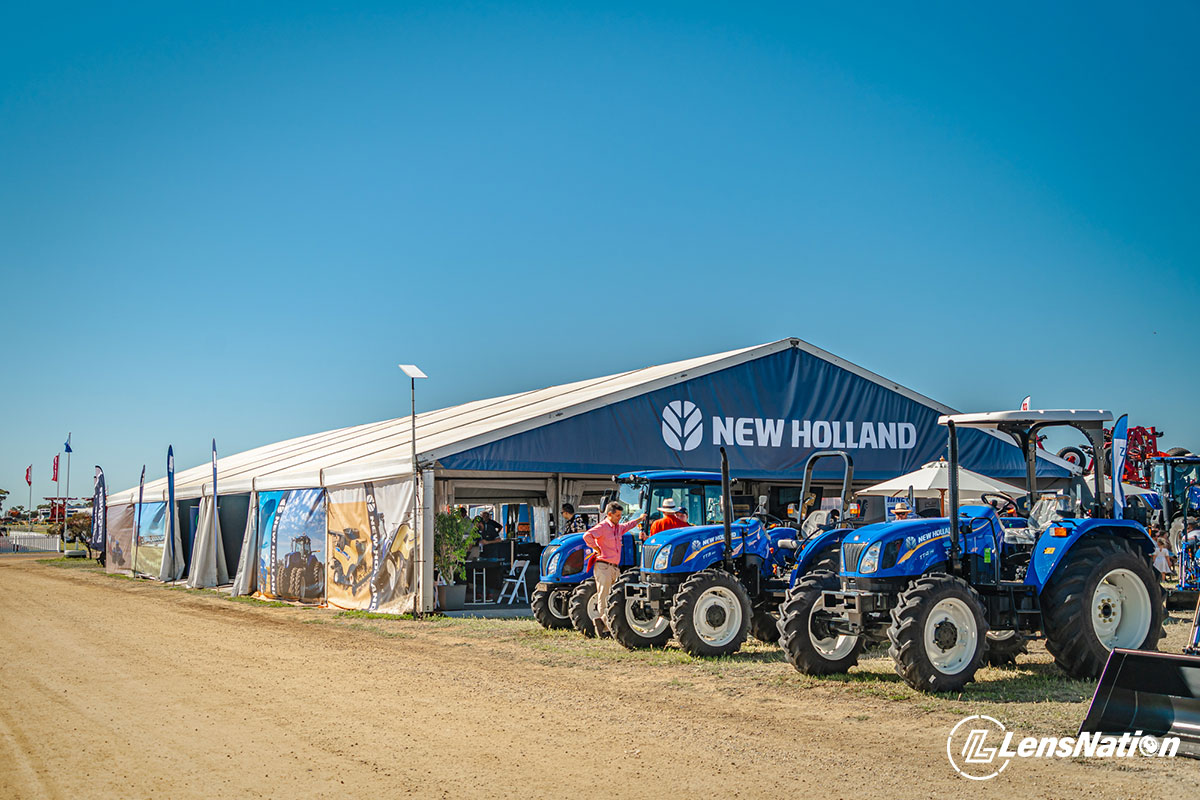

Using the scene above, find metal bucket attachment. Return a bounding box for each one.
[1080,649,1200,758]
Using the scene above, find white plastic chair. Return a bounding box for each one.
[498,559,530,605]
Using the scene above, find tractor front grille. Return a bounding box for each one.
[842,542,868,572]
[642,545,661,570]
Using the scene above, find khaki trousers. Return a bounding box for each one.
[593,561,620,631]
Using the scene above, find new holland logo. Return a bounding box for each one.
[662,401,704,452]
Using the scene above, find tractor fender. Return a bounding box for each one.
[1029,519,1155,590]
[795,528,846,573]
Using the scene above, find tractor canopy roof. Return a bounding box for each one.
[615,470,725,483]
[938,409,1112,430]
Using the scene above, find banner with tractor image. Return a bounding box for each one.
[256,489,327,604]
[105,503,135,574]
[325,478,417,614]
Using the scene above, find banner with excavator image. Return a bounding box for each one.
[325,478,417,614]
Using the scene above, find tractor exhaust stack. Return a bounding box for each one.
[720,447,734,572]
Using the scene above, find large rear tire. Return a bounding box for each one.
[888,573,989,692]
[604,572,672,649]
[1167,447,1193,457]
[806,542,840,575]
[531,582,573,630]
[777,570,864,675]
[1041,538,1165,679]
[567,579,601,637]
[671,569,752,657]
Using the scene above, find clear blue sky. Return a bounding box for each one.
[2,2,1198,503]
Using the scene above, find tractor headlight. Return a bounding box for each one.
[652,545,673,571]
[858,542,882,574]
[545,550,562,576]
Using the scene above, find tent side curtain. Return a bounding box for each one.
[185,496,227,588]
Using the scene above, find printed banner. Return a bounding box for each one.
[324,478,417,612]
[105,503,134,573]
[134,502,168,577]
[91,467,107,554]
[257,489,326,604]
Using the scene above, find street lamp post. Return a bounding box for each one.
[398,364,428,612]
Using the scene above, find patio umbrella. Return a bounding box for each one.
[857,460,1025,514]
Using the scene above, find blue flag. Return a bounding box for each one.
[64,433,72,454]
[1111,415,1128,519]
[211,439,217,500]
[167,446,176,574]
[89,467,106,554]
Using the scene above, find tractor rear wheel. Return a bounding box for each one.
[806,542,840,574]
[671,569,752,657]
[532,582,572,630]
[777,570,864,675]
[568,579,601,637]
[984,630,1028,667]
[888,573,989,692]
[1041,538,1165,679]
[750,603,780,644]
[1167,447,1193,457]
[604,572,672,649]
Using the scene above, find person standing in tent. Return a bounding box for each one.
[560,503,588,535]
[583,502,645,635]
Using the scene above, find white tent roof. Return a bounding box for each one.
[110,337,1079,505]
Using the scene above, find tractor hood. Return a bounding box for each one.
[841,506,1000,577]
[644,521,755,551]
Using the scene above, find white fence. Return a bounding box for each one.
[1,532,62,553]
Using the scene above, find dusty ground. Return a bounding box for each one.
[1,555,1196,799]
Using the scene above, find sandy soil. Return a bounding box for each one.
[1,555,1196,799]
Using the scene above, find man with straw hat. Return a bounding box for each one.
[892,502,912,521]
[649,498,691,537]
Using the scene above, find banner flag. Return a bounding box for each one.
[90,467,107,553]
[166,445,176,576]
[64,434,72,454]
[25,466,31,486]
[1111,414,1128,519]
[1020,396,1031,411]
[211,439,218,500]
[52,454,59,483]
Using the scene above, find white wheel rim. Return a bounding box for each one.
[808,595,858,660]
[587,592,601,622]
[924,597,978,675]
[987,630,1016,642]
[693,586,743,647]
[549,591,569,619]
[1092,568,1152,649]
[624,599,669,638]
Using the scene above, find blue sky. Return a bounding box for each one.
[2,2,1198,502]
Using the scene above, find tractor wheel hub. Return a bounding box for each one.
[933,619,959,651]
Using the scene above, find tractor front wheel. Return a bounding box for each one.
[671,569,752,657]
[604,572,672,649]
[888,573,989,692]
[750,603,780,644]
[1041,538,1165,679]
[568,579,601,637]
[777,570,864,675]
[984,630,1028,667]
[531,582,573,630]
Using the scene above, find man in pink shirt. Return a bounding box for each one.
[583,501,646,635]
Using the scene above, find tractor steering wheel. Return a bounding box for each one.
[979,492,1018,515]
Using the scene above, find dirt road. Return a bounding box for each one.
[1,556,1196,799]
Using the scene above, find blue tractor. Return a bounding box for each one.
[531,470,723,643]
[778,409,1166,692]
[608,449,856,657]
[1148,454,1200,601]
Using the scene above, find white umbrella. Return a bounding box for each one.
[857,460,1025,513]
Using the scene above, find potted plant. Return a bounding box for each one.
[433,511,478,610]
